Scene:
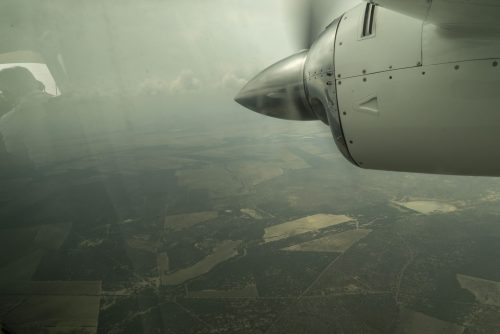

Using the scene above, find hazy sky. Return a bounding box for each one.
[1,0,363,102]
[0,0,362,130]
[137,0,297,96]
[135,0,360,118]
[2,1,295,99]
[153,0,360,96]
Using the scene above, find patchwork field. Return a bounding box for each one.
[164,211,219,231]
[457,274,500,307]
[392,200,458,215]
[283,229,372,253]
[161,240,242,286]
[397,308,465,334]
[263,214,354,243]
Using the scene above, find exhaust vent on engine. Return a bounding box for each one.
[362,3,377,38]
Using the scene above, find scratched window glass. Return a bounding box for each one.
[1,1,500,333]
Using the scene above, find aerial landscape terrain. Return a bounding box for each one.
[2,0,500,333]
[0,94,500,334]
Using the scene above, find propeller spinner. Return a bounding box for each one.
[234,51,315,121]
[234,0,360,121]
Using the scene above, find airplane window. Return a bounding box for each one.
[0,1,500,333]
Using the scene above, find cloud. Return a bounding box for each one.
[137,70,248,96]
[220,72,248,90]
[137,70,203,95]
[138,77,170,95]
[169,70,202,93]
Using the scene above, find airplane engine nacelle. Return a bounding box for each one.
[236,3,500,176]
[333,3,500,176]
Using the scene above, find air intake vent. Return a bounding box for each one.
[362,3,377,38]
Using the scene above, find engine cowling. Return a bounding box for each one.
[236,3,500,176]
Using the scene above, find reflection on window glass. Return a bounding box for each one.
[0,63,59,96]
